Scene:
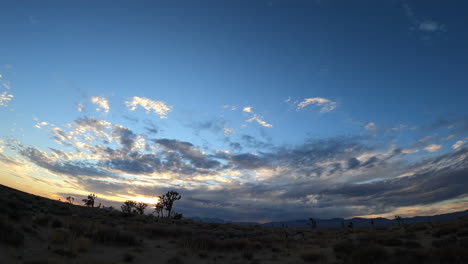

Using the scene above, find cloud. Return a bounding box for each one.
[402,3,446,34]
[364,122,377,133]
[246,114,272,128]
[76,103,83,112]
[125,96,172,119]
[425,144,442,152]
[90,96,110,114]
[452,141,464,150]
[419,20,445,32]
[243,106,253,113]
[0,91,13,107]
[296,97,337,113]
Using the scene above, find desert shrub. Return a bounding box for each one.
[0,217,24,247]
[432,226,458,238]
[378,238,403,247]
[49,228,70,244]
[457,228,468,237]
[74,236,92,252]
[92,227,138,246]
[180,235,217,251]
[53,248,76,258]
[405,223,428,233]
[431,247,468,263]
[33,214,51,226]
[242,251,254,260]
[351,244,387,264]
[51,218,63,228]
[222,238,253,251]
[300,251,327,263]
[333,240,355,257]
[404,240,422,248]
[389,248,429,264]
[167,256,184,264]
[123,252,135,262]
[432,237,458,248]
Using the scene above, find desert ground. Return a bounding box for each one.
[1,184,467,264]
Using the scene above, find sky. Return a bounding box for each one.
[0,0,467,222]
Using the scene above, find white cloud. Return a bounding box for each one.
[77,103,83,112]
[452,141,464,150]
[403,3,446,33]
[90,96,110,114]
[246,114,272,128]
[223,127,234,135]
[419,20,445,32]
[0,91,13,107]
[243,106,253,113]
[364,122,377,133]
[34,122,49,129]
[297,97,336,113]
[425,144,442,152]
[125,96,172,119]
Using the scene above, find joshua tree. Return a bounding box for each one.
[370,219,375,227]
[66,196,74,204]
[154,202,164,218]
[308,218,317,229]
[135,202,148,215]
[395,215,402,226]
[161,191,181,218]
[82,193,97,207]
[121,200,137,214]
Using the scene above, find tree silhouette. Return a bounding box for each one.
[135,202,148,215]
[395,215,402,226]
[82,193,97,207]
[308,218,317,229]
[154,201,164,218]
[66,196,74,204]
[121,200,137,214]
[162,191,181,218]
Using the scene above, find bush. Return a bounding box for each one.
[74,236,92,252]
[0,217,24,247]
[49,228,70,244]
[333,240,355,257]
[351,244,387,263]
[167,256,184,264]
[92,227,138,246]
[301,251,327,263]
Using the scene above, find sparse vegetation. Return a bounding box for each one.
[1,184,468,264]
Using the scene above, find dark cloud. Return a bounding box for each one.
[19,146,112,177]
[155,138,220,169]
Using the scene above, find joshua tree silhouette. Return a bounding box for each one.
[66,196,74,204]
[82,193,97,207]
[162,191,181,218]
[395,215,402,226]
[121,200,137,214]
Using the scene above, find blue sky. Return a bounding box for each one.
[0,0,467,221]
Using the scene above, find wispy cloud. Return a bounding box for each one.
[296,97,337,113]
[90,96,110,114]
[247,114,273,128]
[0,91,13,107]
[364,122,377,133]
[452,140,464,150]
[425,144,442,152]
[403,3,446,34]
[243,106,253,113]
[125,96,172,119]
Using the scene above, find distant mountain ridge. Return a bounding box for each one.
[190,209,468,228]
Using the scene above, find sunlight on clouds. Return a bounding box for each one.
[425,144,442,152]
[243,106,253,113]
[452,140,464,149]
[246,114,272,128]
[90,96,110,114]
[0,92,13,107]
[125,96,172,119]
[297,97,336,113]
